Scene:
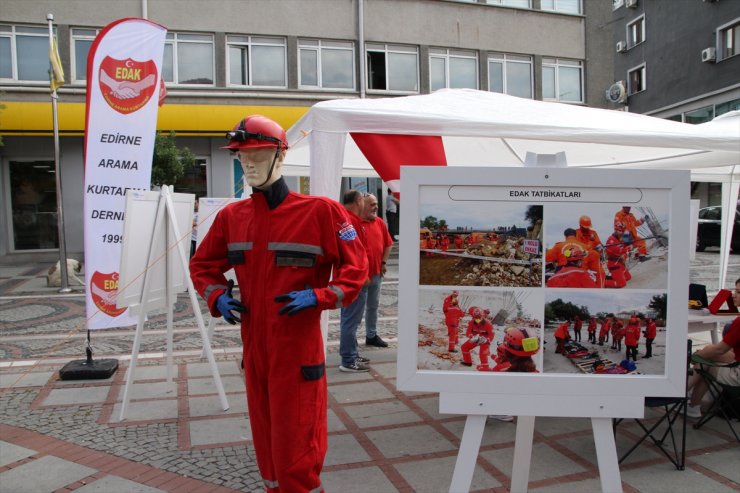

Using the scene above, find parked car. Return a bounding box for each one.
[696,205,740,252]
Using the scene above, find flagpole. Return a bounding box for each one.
[47,13,71,293]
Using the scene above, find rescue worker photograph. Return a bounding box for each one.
[491,327,540,373]
[189,115,368,493]
[415,288,542,372]
[543,291,667,375]
[545,230,598,288]
[544,203,670,290]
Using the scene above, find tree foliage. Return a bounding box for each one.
[150,131,195,188]
[545,298,590,323]
[648,293,668,320]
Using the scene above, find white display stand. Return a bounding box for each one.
[195,197,240,356]
[117,187,229,421]
[397,167,690,493]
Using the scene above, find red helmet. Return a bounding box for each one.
[471,308,483,319]
[451,290,459,297]
[559,242,586,265]
[579,215,592,229]
[614,221,626,232]
[223,115,288,151]
[503,327,539,357]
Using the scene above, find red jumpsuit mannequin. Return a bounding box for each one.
[190,115,367,493]
[461,309,494,370]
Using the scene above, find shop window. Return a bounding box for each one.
[542,58,583,103]
[163,32,214,85]
[488,53,532,98]
[0,24,50,82]
[174,158,208,198]
[430,48,478,92]
[227,35,286,87]
[8,161,59,250]
[366,43,419,93]
[299,39,355,90]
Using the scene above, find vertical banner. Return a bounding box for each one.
[83,18,167,330]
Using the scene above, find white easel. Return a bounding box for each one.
[118,187,229,421]
[440,392,643,493]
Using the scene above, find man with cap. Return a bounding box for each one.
[190,115,367,492]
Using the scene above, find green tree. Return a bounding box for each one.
[150,131,195,188]
[421,216,439,229]
[648,293,668,320]
[525,205,543,228]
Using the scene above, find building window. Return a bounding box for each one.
[429,48,478,92]
[488,53,532,98]
[542,58,583,102]
[299,39,355,90]
[540,0,582,15]
[485,0,531,8]
[684,106,713,125]
[718,20,740,60]
[8,161,59,251]
[366,43,419,92]
[163,32,214,85]
[227,35,286,87]
[627,15,645,48]
[0,24,51,82]
[71,28,99,83]
[715,98,740,117]
[627,64,646,94]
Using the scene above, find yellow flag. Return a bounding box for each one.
[49,37,65,92]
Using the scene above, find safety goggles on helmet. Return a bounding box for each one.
[225,129,284,149]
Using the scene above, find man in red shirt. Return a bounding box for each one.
[687,279,740,418]
[362,193,394,348]
[554,320,571,354]
[190,115,367,492]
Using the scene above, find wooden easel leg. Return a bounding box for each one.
[592,417,623,493]
[510,415,535,493]
[449,414,486,493]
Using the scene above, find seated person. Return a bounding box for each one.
[686,279,740,418]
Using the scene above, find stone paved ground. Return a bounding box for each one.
[1,247,739,492]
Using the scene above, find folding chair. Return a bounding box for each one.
[691,354,740,443]
[613,340,691,470]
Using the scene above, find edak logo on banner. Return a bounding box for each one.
[99,56,157,114]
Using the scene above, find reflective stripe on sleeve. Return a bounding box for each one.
[228,242,253,250]
[204,284,227,300]
[268,242,323,256]
[329,285,344,308]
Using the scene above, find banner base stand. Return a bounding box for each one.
[59,358,118,380]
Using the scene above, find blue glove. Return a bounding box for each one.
[623,232,632,244]
[216,279,245,325]
[275,288,317,316]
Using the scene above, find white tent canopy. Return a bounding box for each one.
[284,89,739,288]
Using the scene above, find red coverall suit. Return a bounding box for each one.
[454,235,464,250]
[644,319,657,358]
[587,317,597,343]
[604,233,632,288]
[615,209,648,256]
[445,304,466,351]
[576,227,606,286]
[599,318,611,345]
[190,188,367,493]
[625,317,641,361]
[461,318,494,369]
[546,265,599,288]
[554,322,571,353]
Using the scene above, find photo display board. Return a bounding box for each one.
[397,167,690,399]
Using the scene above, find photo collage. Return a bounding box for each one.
[416,189,670,377]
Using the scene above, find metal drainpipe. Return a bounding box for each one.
[358,0,365,98]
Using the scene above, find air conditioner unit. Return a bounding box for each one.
[606,81,627,104]
[616,41,627,53]
[701,47,717,63]
[626,0,638,8]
